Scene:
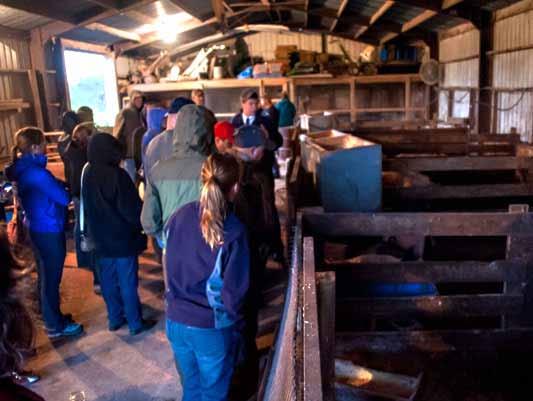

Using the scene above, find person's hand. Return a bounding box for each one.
[251,146,264,161]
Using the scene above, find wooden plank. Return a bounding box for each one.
[317,271,336,401]
[302,209,533,238]
[336,295,523,319]
[60,38,109,54]
[303,237,323,401]
[335,329,533,354]
[384,184,533,201]
[358,132,468,144]
[383,156,527,172]
[326,260,527,284]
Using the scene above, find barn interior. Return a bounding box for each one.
[2,1,533,401]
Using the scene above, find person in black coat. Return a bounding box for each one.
[231,89,285,263]
[62,122,99,291]
[83,133,155,335]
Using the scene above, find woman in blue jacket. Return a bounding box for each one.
[5,127,83,339]
[165,153,250,401]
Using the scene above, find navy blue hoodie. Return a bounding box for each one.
[5,154,70,233]
[165,201,250,329]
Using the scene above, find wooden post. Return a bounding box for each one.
[349,79,356,127]
[404,77,411,121]
[317,271,336,401]
[27,69,44,129]
[478,10,493,134]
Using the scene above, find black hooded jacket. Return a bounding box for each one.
[82,133,146,257]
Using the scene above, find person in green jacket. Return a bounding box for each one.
[141,104,214,285]
[274,91,296,129]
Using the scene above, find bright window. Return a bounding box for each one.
[63,49,119,127]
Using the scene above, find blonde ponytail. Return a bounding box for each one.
[200,154,240,249]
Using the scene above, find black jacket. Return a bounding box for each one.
[62,140,87,198]
[231,110,283,177]
[82,133,146,258]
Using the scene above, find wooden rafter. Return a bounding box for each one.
[125,10,159,25]
[212,0,226,28]
[86,22,141,41]
[330,0,349,32]
[354,0,395,39]
[442,0,464,9]
[86,0,121,8]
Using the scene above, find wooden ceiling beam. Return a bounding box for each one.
[86,22,141,41]
[125,10,159,25]
[380,9,437,44]
[354,0,395,39]
[211,0,226,28]
[330,0,349,32]
[86,0,122,8]
[442,0,464,9]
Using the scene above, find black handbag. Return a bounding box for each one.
[80,163,95,253]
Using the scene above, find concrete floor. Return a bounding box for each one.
[23,169,288,401]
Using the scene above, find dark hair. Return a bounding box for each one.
[0,226,34,375]
[61,111,81,136]
[11,127,45,163]
[240,89,259,103]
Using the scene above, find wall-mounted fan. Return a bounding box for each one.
[419,59,440,85]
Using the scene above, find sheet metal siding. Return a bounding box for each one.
[244,32,364,61]
[438,30,479,121]
[494,6,533,141]
[0,38,33,159]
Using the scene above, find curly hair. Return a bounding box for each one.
[0,225,34,375]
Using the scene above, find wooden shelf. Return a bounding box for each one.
[0,69,30,74]
[0,100,31,112]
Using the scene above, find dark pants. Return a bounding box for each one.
[30,231,67,332]
[73,197,99,285]
[98,256,142,331]
[166,319,237,401]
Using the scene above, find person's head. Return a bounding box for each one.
[200,153,240,249]
[214,121,235,154]
[61,110,81,136]
[72,122,94,147]
[12,127,46,162]
[191,89,205,106]
[280,91,289,100]
[77,106,94,123]
[167,97,194,130]
[240,89,259,116]
[0,226,34,376]
[173,104,214,156]
[260,94,273,108]
[129,90,144,110]
[87,133,123,167]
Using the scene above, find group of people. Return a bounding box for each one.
[0,87,296,401]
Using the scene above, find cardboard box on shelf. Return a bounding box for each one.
[275,45,298,60]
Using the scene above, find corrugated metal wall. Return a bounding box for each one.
[438,28,479,121]
[244,32,365,61]
[0,37,34,160]
[493,1,533,141]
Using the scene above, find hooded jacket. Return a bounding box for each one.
[5,154,70,233]
[141,104,214,237]
[165,202,250,328]
[141,107,167,164]
[62,139,88,198]
[83,133,146,257]
[112,91,145,159]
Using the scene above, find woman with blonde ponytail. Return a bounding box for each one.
[164,153,250,401]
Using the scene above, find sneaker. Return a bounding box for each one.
[109,319,126,332]
[47,322,84,339]
[11,370,40,385]
[130,319,157,336]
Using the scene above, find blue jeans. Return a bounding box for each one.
[122,158,137,183]
[30,231,67,332]
[166,319,237,401]
[98,256,142,331]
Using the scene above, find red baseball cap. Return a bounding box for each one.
[214,121,235,144]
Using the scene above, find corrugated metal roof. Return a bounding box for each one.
[346,0,386,18]
[383,2,425,24]
[0,5,52,30]
[99,14,140,31]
